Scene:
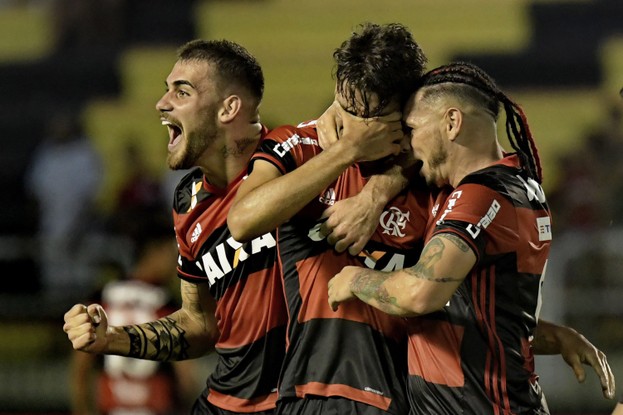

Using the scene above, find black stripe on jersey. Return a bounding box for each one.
[434,220,486,260]
[209,323,286,399]
[459,165,549,211]
[173,168,212,213]
[278,317,409,414]
[178,224,277,301]
[252,138,298,174]
[408,375,466,414]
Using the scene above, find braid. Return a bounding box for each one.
[418,62,543,183]
[500,97,543,183]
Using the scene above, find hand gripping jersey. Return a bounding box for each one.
[98,280,181,415]
[173,130,288,413]
[408,155,552,415]
[250,121,442,414]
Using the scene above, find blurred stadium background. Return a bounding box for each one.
[0,0,621,413]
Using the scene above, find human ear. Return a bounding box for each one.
[445,108,462,141]
[219,95,241,123]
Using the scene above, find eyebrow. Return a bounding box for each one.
[165,80,196,89]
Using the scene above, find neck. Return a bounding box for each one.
[199,121,262,188]
[448,135,503,188]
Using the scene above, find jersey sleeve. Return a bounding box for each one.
[249,124,321,175]
[176,250,205,282]
[431,183,518,262]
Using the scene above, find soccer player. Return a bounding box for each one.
[327,62,615,413]
[229,22,428,415]
[63,39,284,415]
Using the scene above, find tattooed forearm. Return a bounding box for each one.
[351,270,411,314]
[124,317,190,361]
[404,234,465,283]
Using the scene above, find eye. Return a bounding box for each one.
[176,89,190,98]
[401,122,412,136]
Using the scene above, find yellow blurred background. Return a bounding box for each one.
[0,0,622,413]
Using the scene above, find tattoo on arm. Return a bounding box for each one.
[443,233,471,253]
[124,317,190,361]
[351,269,405,314]
[405,234,467,283]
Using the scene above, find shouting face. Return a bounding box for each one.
[156,59,222,170]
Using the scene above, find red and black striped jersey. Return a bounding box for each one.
[408,155,552,414]
[251,121,440,414]
[172,131,288,413]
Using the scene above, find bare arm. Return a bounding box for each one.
[533,319,615,399]
[328,233,476,316]
[63,280,218,361]
[228,110,404,242]
[321,152,416,255]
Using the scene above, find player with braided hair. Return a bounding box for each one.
[328,61,613,414]
[421,62,543,184]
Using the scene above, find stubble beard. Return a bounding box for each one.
[167,111,219,171]
[424,143,447,188]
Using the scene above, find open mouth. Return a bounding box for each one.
[161,119,183,150]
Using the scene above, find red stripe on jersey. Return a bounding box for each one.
[475,265,513,415]
[216,267,285,349]
[406,318,464,387]
[294,382,392,411]
[293,250,405,342]
[207,388,278,413]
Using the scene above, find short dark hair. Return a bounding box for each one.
[177,39,264,105]
[333,22,427,118]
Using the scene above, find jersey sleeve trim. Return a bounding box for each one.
[177,267,206,283]
[249,153,287,175]
[431,222,483,263]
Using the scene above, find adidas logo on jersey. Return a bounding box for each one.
[319,188,336,205]
[190,223,202,243]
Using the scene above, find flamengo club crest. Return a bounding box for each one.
[380,207,410,237]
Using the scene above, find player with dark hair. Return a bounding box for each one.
[327,61,615,414]
[64,39,285,415]
[229,22,427,415]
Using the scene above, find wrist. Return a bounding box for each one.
[327,138,359,167]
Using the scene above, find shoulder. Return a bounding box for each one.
[172,168,208,214]
[264,122,318,142]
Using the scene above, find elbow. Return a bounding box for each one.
[228,219,254,243]
[227,208,257,243]
[405,295,447,316]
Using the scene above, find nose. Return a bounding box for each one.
[399,134,411,153]
[156,91,172,112]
